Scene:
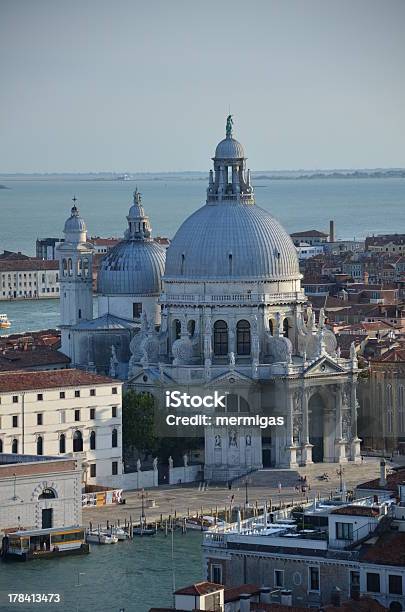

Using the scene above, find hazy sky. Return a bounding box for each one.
[1,0,404,172]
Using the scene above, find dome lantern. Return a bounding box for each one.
[208,115,254,205]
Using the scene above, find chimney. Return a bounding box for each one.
[260,587,271,604]
[331,586,341,607]
[280,590,292,606]
[329,220,335,243]
[239,593,251,612]
[379,459,387,487]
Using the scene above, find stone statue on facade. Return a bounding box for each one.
[229,351,236,368]
[152,457,158,471]
[136,458,141,472]
[183,453,188,467]
[109,344,119,378]
[168,456,173,469]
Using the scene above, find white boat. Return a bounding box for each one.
[0,314,10,329]
[108,527,128,541]
[86,531,118,544]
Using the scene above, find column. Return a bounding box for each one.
[335,386,347,463]
[285,391,298,468]
[301,389,313,465]
[350,379,361,462]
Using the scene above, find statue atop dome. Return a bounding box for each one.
[226,114,233,138]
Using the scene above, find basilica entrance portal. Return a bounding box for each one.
[308,393,325,463]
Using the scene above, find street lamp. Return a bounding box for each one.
[336,464,345,493]
[245,477,249,506]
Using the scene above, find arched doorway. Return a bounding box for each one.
[308,393,325,463]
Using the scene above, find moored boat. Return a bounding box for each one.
[86,530,118,544]
[0,314,10,329]
[1,526,89,561]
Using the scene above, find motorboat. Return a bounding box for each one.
[0,314,10,329]
[86,531,118,544]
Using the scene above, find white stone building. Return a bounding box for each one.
[0,454,82,533]
[57,117,361,480]
[0,369,123,488]
[0,259,59,300]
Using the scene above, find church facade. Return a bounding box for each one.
[58,118,361,480]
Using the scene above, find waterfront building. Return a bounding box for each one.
[290,229,329,247]
[0,369,123,488]
[202,484,405,610]
[365,234,405,254]
[36,237,63,260]
[0,258,59,301]
[58,118,360,479]
[0,453,82,533]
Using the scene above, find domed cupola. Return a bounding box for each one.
[63,197,87,243]
[164,117,300,283]
[97,190,166,296]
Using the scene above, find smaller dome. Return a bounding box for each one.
[63,202,87,242]
[215,136,245,160]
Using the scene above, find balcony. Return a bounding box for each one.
[160,291,306,306]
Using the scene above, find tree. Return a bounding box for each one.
[122,390,157,456]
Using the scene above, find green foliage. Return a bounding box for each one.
[122,390,157,454]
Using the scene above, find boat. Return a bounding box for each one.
[0,314,10,329]
[86,530,118,544]
[1,526,89,561]
[185,516,227,532]
[132,527,155,536]
[107,527,128,541]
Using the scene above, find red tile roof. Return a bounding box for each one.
[0,259,58,271]
[174,582,223,596]
[332,505,380,517]
[361,531,405,566]
[357,468,405,492]
[322,596,388,611]
[0,347,70,372]
[224,584,261,603]
[0,369,120,392]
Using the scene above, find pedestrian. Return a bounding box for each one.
[278,482,282,494]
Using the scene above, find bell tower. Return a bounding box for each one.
[56,197,94,359]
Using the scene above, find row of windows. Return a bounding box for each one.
[89,461,118,478]
[367,572,403,595]
[1,387,118,404]
[0,429,119,455]
[6,406,118,429]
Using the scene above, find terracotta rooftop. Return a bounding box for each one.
[0,259,58,271]
[0,369,120,393]
[372,347,405,362]
[0,347,70,372]
[322,595,388,611]
[357,468,405,492]
[224,584,261,603]
[174,582,223,596]
[331,505,380,517]
[361,531,405,566]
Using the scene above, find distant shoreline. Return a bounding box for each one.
[1,169,405,182]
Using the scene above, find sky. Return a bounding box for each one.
[0,0,404,173]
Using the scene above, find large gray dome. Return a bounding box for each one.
[98,240,166,295]
[164,202,300,282]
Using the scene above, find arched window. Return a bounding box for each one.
[83,258,89,278]
[0,439,3,453]
[237,320,251,355]
[90,431,96,450]
[187,320,195,337]
[77,259,82,276]
[283,318,290,339]
[173,319,181,341]
[38,488,56,500]
[387,384,393,408]
[268,319,274,336]
[12,439,18,454]
[73,430,83,452]
[68,258,73,277]
[112,428,118,448]
[37,436,43,455]
[62,258,67,277]
[213,320,228,356]
[59,434,66,454]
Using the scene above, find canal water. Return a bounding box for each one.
[0,532,203,612]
